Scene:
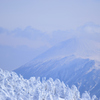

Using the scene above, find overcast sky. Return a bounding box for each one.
[0,0,100,71]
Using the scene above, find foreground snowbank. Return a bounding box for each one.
[0,68,98,100]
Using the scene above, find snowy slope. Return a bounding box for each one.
[0,68,98,100]
[14,56,100,97]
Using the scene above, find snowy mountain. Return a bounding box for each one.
[14,38,100,98]
[0,68,98,100]
[32,38,100,61]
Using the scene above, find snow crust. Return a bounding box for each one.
[0,68,98,100]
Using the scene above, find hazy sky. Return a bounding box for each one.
[0,0,100,32]
[0,0,100,71]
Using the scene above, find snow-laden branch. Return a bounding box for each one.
[0,68,98,100]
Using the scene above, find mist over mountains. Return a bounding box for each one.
[0,22,100,70]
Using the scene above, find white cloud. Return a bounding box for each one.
[74,22,100,42]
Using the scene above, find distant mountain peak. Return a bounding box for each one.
[33,37,100,62]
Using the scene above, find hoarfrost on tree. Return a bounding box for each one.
[0,68,98,100]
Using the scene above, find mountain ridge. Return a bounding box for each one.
[14,37,100,98]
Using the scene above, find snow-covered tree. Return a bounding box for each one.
[0,68,98,100]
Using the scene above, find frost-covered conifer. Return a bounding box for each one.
[0,68,98,100]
